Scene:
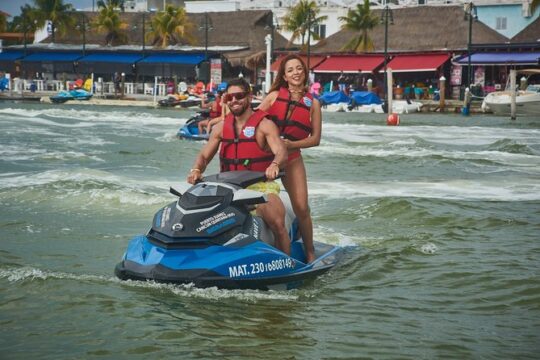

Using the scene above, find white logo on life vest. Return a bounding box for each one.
[243,126,255,138]
[303,97,312,107]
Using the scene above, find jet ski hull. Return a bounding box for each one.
[115,171,345,290]
[115,235,344,290]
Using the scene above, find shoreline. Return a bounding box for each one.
[0,91,485,113]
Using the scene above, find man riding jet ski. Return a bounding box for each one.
[186,78,291,255]
[115,79,343,289]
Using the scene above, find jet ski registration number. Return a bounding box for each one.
[228,259,294,278]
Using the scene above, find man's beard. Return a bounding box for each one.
[229,101,249,116]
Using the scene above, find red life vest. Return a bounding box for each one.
[209,96,222,118]
[219,110,274,172]
[267,87,313,141]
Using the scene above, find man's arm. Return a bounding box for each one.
[187,122,223,184]
[258,118,287,180]
[255,91,278,111]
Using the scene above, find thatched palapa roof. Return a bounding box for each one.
[313,5,509,53]
[189,10,288,67]
[38,9,288,67]
[511,16,540,43]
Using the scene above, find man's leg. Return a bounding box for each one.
[256,194,291,255]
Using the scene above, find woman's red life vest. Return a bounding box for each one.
[219,110,274,172]
[209,96,222,118]
[267,87,313,142]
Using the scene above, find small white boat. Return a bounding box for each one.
[482,69,540,116]
[374,100,423,114]
[321,102,349,112]
[482,85,540,116]
[347,100,422,114]
[320,90,422,114]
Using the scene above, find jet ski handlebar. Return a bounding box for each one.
[169,171,285,197]
[201,170,285,188]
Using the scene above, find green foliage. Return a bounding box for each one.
[282,0,327,47]
[146,5,195,48]
[531,0,539,13]
[31,0,76,42]
[8,5,37,33]
[93,3,128,45]
[0,12,7,32]
[338,0,379,53]
[97,0,125,12]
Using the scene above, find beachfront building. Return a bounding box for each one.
[0,9,289,95]
[0,1,538,98]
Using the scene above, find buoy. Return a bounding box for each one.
[387,113,400,126]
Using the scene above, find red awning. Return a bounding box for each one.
[313,55,385,73]
[381,54,450,73]
[270,55,327,72]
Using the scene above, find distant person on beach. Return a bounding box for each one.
[186,77,291,255]
[257,54,322,263]
[113,72,121,95]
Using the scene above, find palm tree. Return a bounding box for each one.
[0,12,7,33]
[31,0,76,43]
[531,0,539,13]
[338,0,379,53]
[282,0,327,48]
[94,1,128,46]
[8,5,40,46]
[96,0,125,12]
[146,5,195,48]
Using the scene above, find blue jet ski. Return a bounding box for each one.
[50,88,93,104]
[115,171,344,290]
[177,110,210,140]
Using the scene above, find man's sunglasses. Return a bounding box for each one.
[224,91,249,102]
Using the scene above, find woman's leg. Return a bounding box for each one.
[282,156,315,263]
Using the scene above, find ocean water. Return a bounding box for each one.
[0,102,539,359]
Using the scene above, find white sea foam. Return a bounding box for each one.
[322,123,540,146]
[309,179,540,201]
[0,145,105,162]
[0,168,176,206]
[313,140,540,171]
[0,266,298,301]
[420,243,438,254]
[0,168,164,190]
[314,225,360,247]
[0,107,186,127]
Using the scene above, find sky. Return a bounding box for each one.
[1,0,94,17]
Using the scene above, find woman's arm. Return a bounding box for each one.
[285,98,322,150]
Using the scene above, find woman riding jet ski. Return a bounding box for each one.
[115,171,344,290]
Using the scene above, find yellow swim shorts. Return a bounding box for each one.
[246,181,280,195]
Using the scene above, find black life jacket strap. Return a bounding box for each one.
[219,155,274,165]
[221,138,257,144]
[284,119,312,133]
[282,133,300,141]
[275,97,310,111]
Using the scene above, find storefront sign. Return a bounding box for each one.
[210,59,222,86]
[450,65,462,86]
[474,66,485,86]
